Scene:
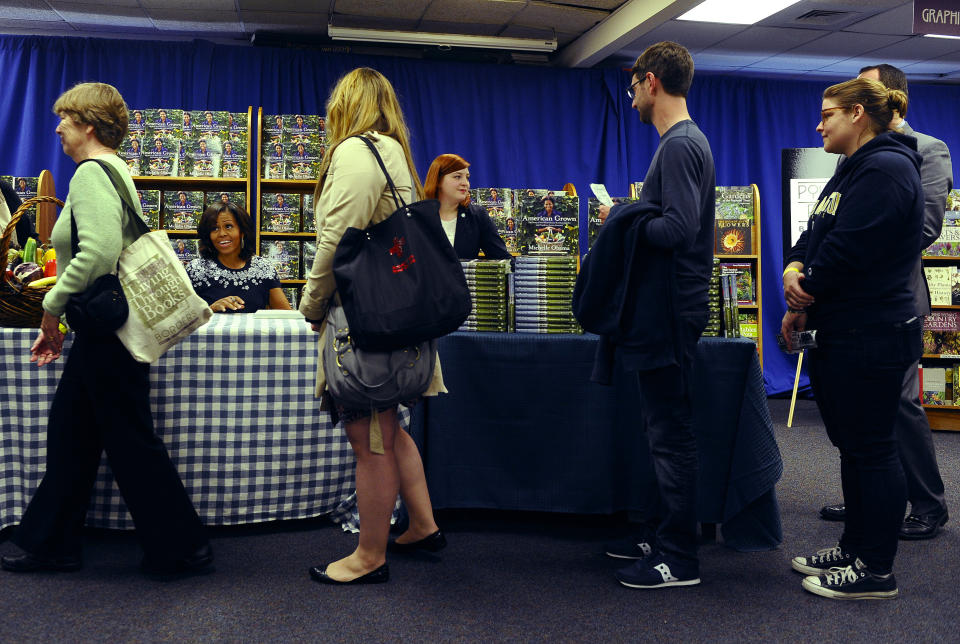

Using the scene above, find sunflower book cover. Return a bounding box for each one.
[715,219,752,255]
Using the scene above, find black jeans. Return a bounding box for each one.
[633,314,706,563]
[807,318,922,574]
[13,331,208,565]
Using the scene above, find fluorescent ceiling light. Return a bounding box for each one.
[327,25,557,52]
[678,0,801,25]
[924,34,960,40]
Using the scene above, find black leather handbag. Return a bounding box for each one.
[332,135,471,351]
[63,160,146,335]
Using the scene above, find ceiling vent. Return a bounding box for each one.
[793,9,855,25]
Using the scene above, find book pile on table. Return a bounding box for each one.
[458,259,511,332]
[703,258,722,337]
[513,256,581,334]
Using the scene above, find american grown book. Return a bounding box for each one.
[302,240,317,279]
[475,187,517,254]
[128,109,146,138]
[181,134,222,178]
[142,134,179,177]
[284,114,322,144]
[302,193,316,232]
[282,287,298,309]
[204,191,246,209]
[143,108,184,138]
[219,138,247,179]
[263,114,284,146]
[516,193,579,256]
[118,137,143,176]
[588,197,637,250]
[163,190,203,230]
[284,142,322,180]
[136,189,161,229]
[171,238,199,265]
[223,112,248,141]
[12,176,38,228]
[262,140,285,179]
[260,193,301,232]
[261,240,300,280]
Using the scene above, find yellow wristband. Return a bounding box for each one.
[783,267,801,277]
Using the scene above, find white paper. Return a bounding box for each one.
[589,183,614,207]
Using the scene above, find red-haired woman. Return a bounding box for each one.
[424,154,512,260]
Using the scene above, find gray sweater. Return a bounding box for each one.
[43,154,143,317]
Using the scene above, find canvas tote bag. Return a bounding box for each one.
[83,159,212,362]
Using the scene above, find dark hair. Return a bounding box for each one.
[631,41,694,98]
[859,64,907,94]
[197,202,254,261]
[823,78,908,136]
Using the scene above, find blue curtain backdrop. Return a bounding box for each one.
[3,34,959,394]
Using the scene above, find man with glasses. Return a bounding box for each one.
[597,41,716,589]
[792,63,952,540]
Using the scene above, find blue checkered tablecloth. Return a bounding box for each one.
[0,315,408,533]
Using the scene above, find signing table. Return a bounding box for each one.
[410,333,783,551]
[0,315,411,533]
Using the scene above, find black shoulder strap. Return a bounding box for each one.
[71,158,150,260]
[351,135,408,211]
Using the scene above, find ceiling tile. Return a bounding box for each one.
[334,0,432,20]
[900,60,960,75]
[764,31,910,61]
[0,1,61,21]
[747,54,852,71]
[48,0,140,6]
[0,18,73,30]
[702,26,830,55]
[620,20,746,57]
[422,0,524,24]
[843,2,914,35]
[499,24,555,40]
[238,0,332,9]
[693,52,768,68]
[512,3,607,33]
[241,10,327,29]
[140,0,236,8]
[863,34,960,63]
[546,0,623,9]
[57,6,152,29]
[146,9,244,32]
[327,14,421,31]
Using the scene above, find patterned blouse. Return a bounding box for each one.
[186,255,282,313]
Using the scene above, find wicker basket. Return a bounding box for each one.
[0,195,64,328]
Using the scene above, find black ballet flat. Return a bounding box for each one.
[387,530,447,554]
[309,562,389,585]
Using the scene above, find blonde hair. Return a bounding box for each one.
[52,82,128,149]
[313,68,423,202]
[823,78,908,135]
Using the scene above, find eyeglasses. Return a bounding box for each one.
[820,107,845,122]
[626,78,643,100]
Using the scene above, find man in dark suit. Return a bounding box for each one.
[801,63,953,539]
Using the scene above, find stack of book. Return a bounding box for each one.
[923,189,960,256]
[720,267,741,338]
[262,114,326,179]
[513,256,580,334]
[703,258,723,337]
[458,260,511,332]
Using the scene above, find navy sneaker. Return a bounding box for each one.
[615,553,700,589]
[801,558,898,600]
[790,545,856,575]
[604,535,654,560]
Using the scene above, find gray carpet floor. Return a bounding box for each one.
[2,398,959,642]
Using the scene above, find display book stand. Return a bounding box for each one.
[918,189,960,431]
[130,106,254,250]
[630,182,763,368]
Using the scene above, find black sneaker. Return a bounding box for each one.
[615,553,700,589]
[790,545,856,575]
[604,535,655,560]
[801,558,898,600]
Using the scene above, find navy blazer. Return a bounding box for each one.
[451,203,513,260]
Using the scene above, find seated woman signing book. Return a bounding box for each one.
[424,153,512,260]
[186,202,291,313]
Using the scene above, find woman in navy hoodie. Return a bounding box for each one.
[782,78,924,601]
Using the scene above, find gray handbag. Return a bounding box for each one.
[322,304,436,410]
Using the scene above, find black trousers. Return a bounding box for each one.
[807,318,921,574]
[897,361,947,516]
[633,314,706,563]
[13,331,207,564]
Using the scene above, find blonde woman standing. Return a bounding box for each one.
[300,68,446,585]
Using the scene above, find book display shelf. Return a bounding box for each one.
[129,107,254,266]
[918,189,960,431]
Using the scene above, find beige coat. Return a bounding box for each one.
[299,131,445,401]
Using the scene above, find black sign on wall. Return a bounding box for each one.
[914,0,960,38]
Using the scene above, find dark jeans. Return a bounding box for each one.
[13,331,208,565]
[807,318,922,575]
[633,314,706,563]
